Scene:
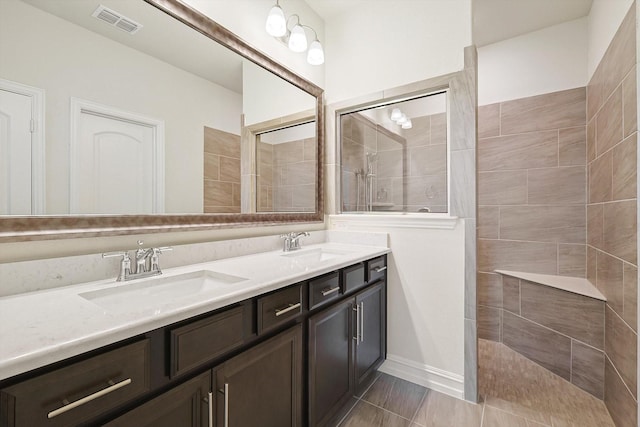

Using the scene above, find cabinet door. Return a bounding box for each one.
[308,298,354,427]
[104,371,211,427]
[214,325,302,427]
[354,282,386,394]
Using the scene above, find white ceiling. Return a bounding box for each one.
[305,0,594,48]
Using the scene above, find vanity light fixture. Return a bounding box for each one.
[389,108,412,129]
[401,119,413,129]
[390,108,402,121]
[265,3,324,65]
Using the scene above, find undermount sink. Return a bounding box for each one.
[280,247,350,263]
[79,270,248,314]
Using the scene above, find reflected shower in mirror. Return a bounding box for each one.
[340,91,448,213]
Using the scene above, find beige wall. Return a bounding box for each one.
[586,5,637,426]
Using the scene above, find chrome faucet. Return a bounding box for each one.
[280,232,310,252]
[103,240,172,281]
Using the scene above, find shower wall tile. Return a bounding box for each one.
[410,144,446,176]
[612,134,637,200]
[203,127,241,213]
[430,113,447,145]
[595,87,623,156]
[478,239,557,275]
[403,115,430,146]
[204,153,220,181]
[477,103,500,138]
[520,280,604,349]
[500,87,586,134]
[587,246,597,284]
[600,4,636,102]
[605,305,637,398]
[558,244,586,278]
[587,118,597,162]
[502,311,572,380]
[571,340,605,399]
[478,131,558,171]
[204,126,241,158]
[527,166,586,205]
[478,305,501,341]
[596,251,624,316]
[623,263,637,332]
[478,206,499,239]
[558,127,587,166]
[587,204,604,248]
[623,65,637,137]
[604,358,637,427]
[204,180,233,207]
[478,171,527,205]
[603,199,637,264]
[478,272,502,308]
[501,276,520,315]
[589,151,613,203]
[219,156,240,183]
[499,205,585,244]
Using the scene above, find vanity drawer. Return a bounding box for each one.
[309,271,341,310]
[342,262,366,293]
[170,305,247,378]
[367,256,387,283]
[0,339,150,427]
[257,284,304,334]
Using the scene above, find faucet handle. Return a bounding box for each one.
[157,246,173,253]
[102,251,130,260]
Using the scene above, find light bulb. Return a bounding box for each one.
[396,114,408,125]
[288,24,308,52]
[402,119,413,129]
[265,5,286,37]
[390,108,402,121]
[307,39,324,65]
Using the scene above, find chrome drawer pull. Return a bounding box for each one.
[275,302,302,317]
[47,378,132,419]
[360,302,365,343]
[321,287,340,297]
[373,266,387,273]
[207,391,214,427]
[224,383,229,427]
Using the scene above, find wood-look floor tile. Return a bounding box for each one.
[412,389,482,427]
[482,405,529,427]
[339,400,411,427]
[361,373,426,419]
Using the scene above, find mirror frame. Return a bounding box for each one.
[0,0,324,242]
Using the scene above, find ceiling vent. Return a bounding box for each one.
[92,5,143,35]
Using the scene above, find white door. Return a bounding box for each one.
[0,89,33,215]
[70,99,164,214]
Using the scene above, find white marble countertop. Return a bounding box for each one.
[0,242,389,381]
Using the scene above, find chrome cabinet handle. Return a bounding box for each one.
[373,266,387,273]
[207,391,213,427]
[47,378,131,419]
[321,286,340,297]
[353,303,360,345]
[275,302,301,317]
[224,383,229,427]
[360,302,365,343]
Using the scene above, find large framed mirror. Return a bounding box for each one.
[0,0,324,241]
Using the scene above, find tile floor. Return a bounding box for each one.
[337,339,616,426]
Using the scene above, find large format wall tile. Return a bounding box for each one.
[499,205,585,244]
[478,239,557,274]
[478,305,501,341]
[571,340,605,398]
[605,306,637,398]
[595,87,623,156]
[478,206,499,239]
[478,131,558,171]
[502,311,571,380]
[558,244,586,277]
[587,118,597,162]
[589,151,613,203]
[520,281,604,349]
[478,273,503,308]
[587,204,604,248]
[603,199,637,264]
[623,263,638,332]
[527,167,586,205]
[500,88,586,134]
[478,103,500,138]
[597,251,625,315]
[612,134,637,200]
[502,276,520,315]
[587,246,597,284]
[623,65,637,137]
[559,127,587,166]
[478,171,527,205]
[605,358,637,427]
[601,4,636,103]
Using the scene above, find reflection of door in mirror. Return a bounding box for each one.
[257,122,317,213]
[0,79,45,215]
[341,91,448,213]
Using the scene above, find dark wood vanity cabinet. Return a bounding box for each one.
[308,271,387,426]
[213,325,303,427]
[0,255,387,427]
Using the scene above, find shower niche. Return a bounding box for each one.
[340,91,448,214]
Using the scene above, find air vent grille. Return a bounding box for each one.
[92,5,142,34]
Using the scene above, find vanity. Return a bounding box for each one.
[0,241,389,426]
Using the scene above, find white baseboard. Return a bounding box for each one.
[378,354,465,400]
